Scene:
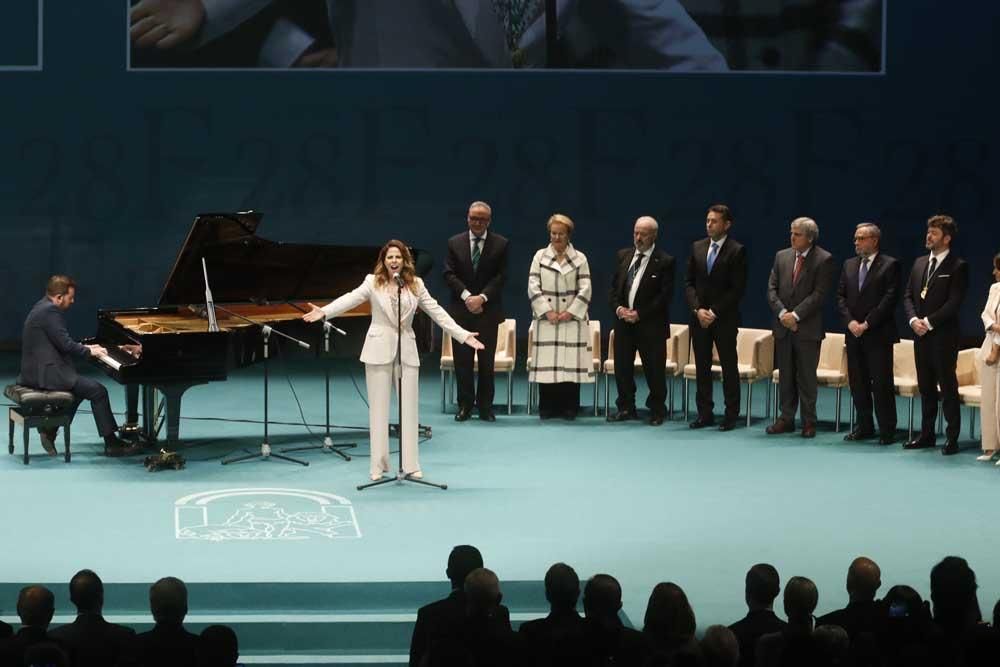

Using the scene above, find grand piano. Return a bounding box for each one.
[86,211,431,449]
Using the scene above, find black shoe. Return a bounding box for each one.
[608,409,638,422]
[689,417,714,429]
[843,429,875,442]
[878,432,898,445]
[104,435,141,457]
[941,440,960,456]
[562,410,577,421]
[479,409,496,422]
[904,437,936,450]
[539,411,555,420]
[38,428,59,456]
[718,420,737,432]
[649,414,664,426]
[454,407,472,422]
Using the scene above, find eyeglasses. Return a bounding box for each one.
[853,235,874,241]
[468,216,490,223]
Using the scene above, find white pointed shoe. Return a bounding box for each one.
[977,451,996,462]
[370,472,384,481]
[407,470,423,479]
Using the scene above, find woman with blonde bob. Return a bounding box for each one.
[304,240,483,481]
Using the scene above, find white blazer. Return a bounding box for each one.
[320,275,471,367]
[980,282,1000,356]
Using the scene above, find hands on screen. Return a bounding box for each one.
[130,0,206,50]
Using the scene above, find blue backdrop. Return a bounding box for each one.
[1,1,997,346]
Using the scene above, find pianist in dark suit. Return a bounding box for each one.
[303,241,484,481]
[17,276,136,456]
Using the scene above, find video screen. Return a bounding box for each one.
[129,0,883,73]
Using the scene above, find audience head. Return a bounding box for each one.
[583,574,623,620]
[994,598,1000,630]
[643,582,696,645]
[846,556,881,602]
[814,624,851,664]
[543,562,580,612]
[446,545,483,590]
[463,567,502,616]
[930,556,981,631]
[700,625,740,667]
[17,585,55,628]
[198,624,239,667]
[149,576,189,626]
[783,576,818,625]
[745,563,781,610]
[69,568,104,613]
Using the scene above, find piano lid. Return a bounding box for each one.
[159,211,379,306]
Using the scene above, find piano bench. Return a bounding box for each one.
[4,385,75,465]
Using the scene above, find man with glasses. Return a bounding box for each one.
[444,202,509,422]
[836,223,900,444]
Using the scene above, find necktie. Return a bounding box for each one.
[492,0,544,53]
[625,253,644,292]
[472,237,482,270]
[792,253,804,286]
[706,242,719,274]
[925,256,937,286]
[858,257,869,289]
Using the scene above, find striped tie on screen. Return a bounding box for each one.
[492,0,545,54]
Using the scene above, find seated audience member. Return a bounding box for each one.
[700,624,740,667]
[928,556,998,666]
[48,568,136,667]
[582,574,648,666]
[728,564,787,667]
[198,624,240,667]
[817,557,885,639]
[876,585,935,667]
[128,576,201,667]
[643,582,700,664]
[756,576,820,667]
[0,619,9,641]
[0,586,67,667]
[425,568,519,667]
[518,562,588,666]
[410,545,510,667]
[22,641,70,667]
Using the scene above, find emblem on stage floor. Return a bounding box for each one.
[174,488,362,541]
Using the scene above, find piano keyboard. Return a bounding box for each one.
[95,353,122,371]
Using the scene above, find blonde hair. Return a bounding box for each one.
[546,213,575,236]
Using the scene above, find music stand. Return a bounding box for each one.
[358,276,446,491]
[281,321,356,461]
[216,309,310,467]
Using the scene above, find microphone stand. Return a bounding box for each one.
[216,305,309,467]
[281,320,356,461]
[358,276,446,491]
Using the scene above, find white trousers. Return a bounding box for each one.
[365,360,420,477]
[978,333,1000,452]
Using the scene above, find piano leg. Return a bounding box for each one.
[120,384,142,440]
[155,383,207,450]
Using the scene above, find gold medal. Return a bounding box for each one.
[920,287,927,300]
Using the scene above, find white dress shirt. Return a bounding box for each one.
[909,249,950,331]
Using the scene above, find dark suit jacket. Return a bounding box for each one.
[728,609,787,667]
[423,609,520,667]
[518,609,588,666]
[443,231,509,327]
[767,245,837,341]
[410,589,512,667]
[18,297,91,390]
[0,626,71,667]
[609,245,675,331]
[582,617,649,666]
[0,622,10,641]
[684,237,748,327]
[125,623,200,667]
[836,254,901,345]
[903,253,969,340]
[816,599,886,639]
[49,612,136,667]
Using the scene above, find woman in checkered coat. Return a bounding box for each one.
[528,214,595,419]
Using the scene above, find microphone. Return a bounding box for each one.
[392,272,404,286]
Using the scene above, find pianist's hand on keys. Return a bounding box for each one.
[85,344,108,358]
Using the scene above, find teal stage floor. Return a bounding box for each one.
[1,354,997,663]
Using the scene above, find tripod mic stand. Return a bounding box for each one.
[281,322,356,461]
[217,310,310,467]
[358,276,446,491]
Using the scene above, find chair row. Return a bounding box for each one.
[438,321,986,442]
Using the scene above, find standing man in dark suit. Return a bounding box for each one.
[17,275,135,456]
[608,216,675,425]
[443,201,509,422]
[685,204,748,431]
[49,569,136,667]
[766,217,837,438]
[836,223,901,444]
[902,214,969,455]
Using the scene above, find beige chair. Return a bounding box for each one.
[892,340,919,440]
[440,319,516,414]
[769,333,850,431]
[956,348,981,439]
[682,327,774,427]
[527,320,601,415]
[602,324,689,420]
